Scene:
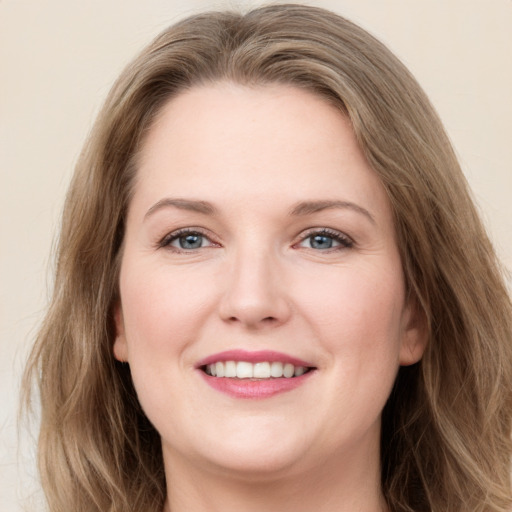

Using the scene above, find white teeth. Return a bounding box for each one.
[225,360,237,377]
[253,362,271,378]
[236,361,253,379]
[215,361,225,377]
[204,361,310,379]
[283,363,294,378]
[294,366,306,377]
[270,361,284,377]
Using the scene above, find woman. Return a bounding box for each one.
[23,4,512,512]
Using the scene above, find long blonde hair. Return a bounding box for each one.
[23,4,512,511]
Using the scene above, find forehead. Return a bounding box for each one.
[132,83,391,223]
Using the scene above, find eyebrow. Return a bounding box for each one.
[289,200,375,224]
[144,197,375,224]
[144,198,217,219]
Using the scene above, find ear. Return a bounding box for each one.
[399,298,428,366]
[112,302,129,363]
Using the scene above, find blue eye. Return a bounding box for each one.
[309,234,336,249]
[160,229,215,251]
[173,233,205,249]
[299,230,353,250]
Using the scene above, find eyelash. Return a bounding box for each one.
[158,227,217,252]
[158,227,354,252]
[295,228,354,251]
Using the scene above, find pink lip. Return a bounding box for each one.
[195,349,313,368]
[195,350,316,399]
[199,371,314,399]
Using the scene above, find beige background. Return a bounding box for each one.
[1,0,511,509]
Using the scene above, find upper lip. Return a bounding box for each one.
[195,349,314,368]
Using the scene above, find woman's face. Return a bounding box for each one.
[114,83,425,481]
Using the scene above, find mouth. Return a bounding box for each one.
[201,361,313,379]
[196,350,316,398]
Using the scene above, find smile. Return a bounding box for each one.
[203,361,310,379]
[196,350,316,398]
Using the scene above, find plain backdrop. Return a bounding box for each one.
[1,0,511,509]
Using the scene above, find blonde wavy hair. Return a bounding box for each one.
[23,4,512,512]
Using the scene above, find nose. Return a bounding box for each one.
[218,248,292,329]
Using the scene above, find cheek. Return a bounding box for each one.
[119,261,216,360]
[296,262,406,365]
[118,263,216,425]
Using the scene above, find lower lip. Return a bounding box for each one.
[199,371,315,399]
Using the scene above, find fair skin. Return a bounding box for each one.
[114,83,426,512]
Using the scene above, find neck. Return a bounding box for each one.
[161,439,387,512]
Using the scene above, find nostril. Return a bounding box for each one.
[227,315,277,323]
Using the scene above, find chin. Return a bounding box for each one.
[168,419,313,480]
[203,445,306,482]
